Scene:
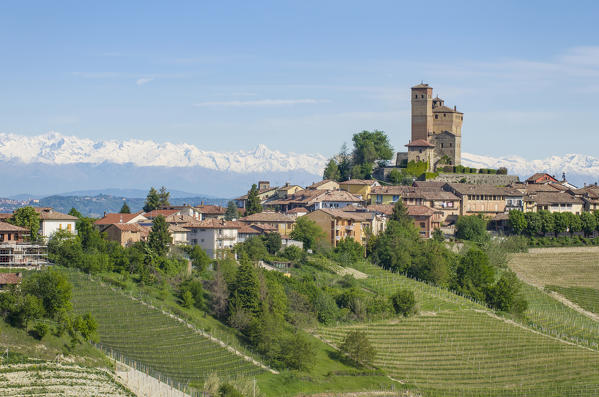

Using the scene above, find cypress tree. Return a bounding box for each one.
[120,202,131,214]
[246,184,262,216]
[158,186,170,207]
[143,187,161,212]
[148,215,171,257]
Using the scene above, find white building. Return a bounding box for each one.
[183,219,240,259]
[36,208,78,239]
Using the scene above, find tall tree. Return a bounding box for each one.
[508,210,526,235]
[340,330,377,366]
[148,215,171,257]
[143,187,161,212]
[451,248,494,302]
[68,207,82,218]
[246,184,262,216]
[538,210,555,236]
[10,207,40,241]
[158,186,170,207]
[290,216,325,250]
[224,201,239,221]
[351,130,393,165]
[229,261,262,319]
[120,202,131,214]
[323,159,340,181]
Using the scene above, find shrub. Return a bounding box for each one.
[340,330,377,367]
[455,215,489,243]
[390,290,417,317]
[32,323,49,340]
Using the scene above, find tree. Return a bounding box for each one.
[224,201,239,221]
[323,159,340,181]
[455,215,489,243]
[68,207,82,218]
[158,186,170,207]
[580,212,597,237]
[340,330,376,366]
[262,233,282,255]
[183,245,211,272]
[553,212,568,236]
[21,270,72,318]
[567,212,582,236]
[538,210,555,236]
[229,261,262,321]
[497,167,508,175]
[524,210,541,236]
[278,331,316,371]
[143,187,161,212]
[10,207,40,241]
[181,290,194,308]
[352,130,393,165]
[246,184,263,216]
[432,228,444,243]
[451,248,495,302]
[120,202,131,214]
[390,289,417,317]
[148,215,171,257]
[334,237,364,264]
[508,210,526,235]
[290,216,325,251]
[486,271,527,314]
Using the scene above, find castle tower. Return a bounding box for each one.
[411,83,433,142]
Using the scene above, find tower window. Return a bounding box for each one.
[435,115,438,119]
[441,143,444,148]
[415,95,417,98]
[421,95,424,98]
[444,114,446,117]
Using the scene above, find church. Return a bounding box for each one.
[399,83,463,171]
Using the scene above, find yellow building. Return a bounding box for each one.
[338,179,380,203]
[304,208,374,247]
[239,212,295,236]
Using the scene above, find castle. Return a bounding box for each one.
[400,83,463,171]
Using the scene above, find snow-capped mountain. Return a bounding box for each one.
[462,152,599,185]
[0,132,327,175]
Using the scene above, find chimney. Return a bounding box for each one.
[120,215,123,223]
[454,105,456,111]
[104,211,106,217]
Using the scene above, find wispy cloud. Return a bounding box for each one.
[193,99,330,107]
[136,77,155,86]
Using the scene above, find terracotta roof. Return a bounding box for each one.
[526,173,558,183]
[265,189,324,205]
[412,83,430,89]
[406,205,435,217]
[405,139,435,148]
[144,209,179,218]
[338,179,378,186]
[313,208,374,222]
[182,218,241,229]
[366,204,394,216]
[287,207,309,214]
[235,187,278,200]
[168,225,189,233]
[446,183,509,196]
[306,179,339,189]
[371,186,459,201]
[196,205,226,215]
[0,273,22,285]
[95,211,145,225]
[314,190,363,203]
[240,212,295,223]
[412,181,447,189]
[527,192,583,206]
[432,105,462,114]
[238,224,262,234]
[248,223,278,233]
[164,214,197,224]
[0,213,12,220]
[37,209,78,221]
[0,221,28,232]
[108,223,149,233]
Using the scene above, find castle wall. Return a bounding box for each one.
[433,112,462,136]
[431,174,519,185]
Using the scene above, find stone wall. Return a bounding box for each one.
[431,173,519,185]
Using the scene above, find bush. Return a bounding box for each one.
[390,290,417,317]
[218,383,243,397]
[31,323,49,340]
[340,330,377,367]
[455,215,489,243]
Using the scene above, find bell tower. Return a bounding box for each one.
[411,83,433,142]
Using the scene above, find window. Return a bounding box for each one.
[419,149,423,153]
[419,222,426,228]
[392,195,399,202]
[421,95,424,98]
[435,115,438,119]
[67,224,72,231]
[441,143,444,148]
[415,95,418,98]
[443,114,446,117]
[449,143,453,147]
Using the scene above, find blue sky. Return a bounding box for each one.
[1,1,599,159]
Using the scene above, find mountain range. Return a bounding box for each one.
[1,132,598,198]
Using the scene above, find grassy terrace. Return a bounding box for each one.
[67,270,265,385]
[546,285,599,315]
[317,311,599,396]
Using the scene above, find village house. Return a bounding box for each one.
[0,222,47,267]
[0,221,28,243]
[196,204,227,220]
[183,218,240,259]
[234,183,279,209]
[0,273,22,290]
[36,208,78,239]
[304,208,376,247]
[276,183,304,199]
[94,211,149,231]
[504,188,525,212]
[443,183,508,217]
[526,173,559,184]
[364,204,440,238]
[143,209,181,220]
[338,179,380,202]
[239,212,295,236]
[168,225,189,244]
[567,185,599,212]
[102,223,150,247]
[524,192,584,214]
[157,205,202,219]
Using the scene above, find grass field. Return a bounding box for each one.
[317,311,599,396]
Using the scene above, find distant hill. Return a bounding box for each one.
[38,194,228,218]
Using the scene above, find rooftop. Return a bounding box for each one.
[405,139,435,148]
[0,221,28,232]
[95,211,146,225]
[240,212,295,223]
[183,218,242,229]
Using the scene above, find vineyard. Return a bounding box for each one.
[0,361,134,397]
[545,285,599,315]
[316,310,599,396]
[67,270,266,386]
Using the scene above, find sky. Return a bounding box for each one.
[1,1,599,159]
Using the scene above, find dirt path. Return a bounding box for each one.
[547,290,599,322]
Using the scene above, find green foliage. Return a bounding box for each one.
[538,210,555,235]
[432,228,444,243]
[225,201,239,221]
[486,271,527,314]
[9,206,40,241]
[340,330,376,367]
[148,215,171,257]
[455,215,489,243]
[277,331,316,371]
[218,383,244,397]
[524,212,542,236]
[497,167,508,175]
[68,207,83,218]
[580,212,597,236]
[158,186,170,207]
[180,278,204,310]
[183,245,211,272]
[405,160,428,177]
[323,158,340,181]
[390,289,417,317]
[508,210,527,235]
[143,187,161,212]
[290,216,325,251]
[181,290,194,308]
[451,248,495,302]
[229,261,262,332]
[237,236,269,261]
[32,322,49,340]
[246,184,263,216]
[21,270,72,318]
[281,245,304,261]
[553,212,568,236]
[119,202,131,214]
[262,232,282,255]
[334,238,363,265]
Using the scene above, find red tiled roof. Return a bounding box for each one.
[240,212,295,223]
[0,273,22,285]
[95,211,145,225]
[36,209,78,221]
[287,207,308,214]
[196,205,226,215]
[407,205,435,216]
[366,204,394,216]
[144,209,179,218]
[0,221,28,232]
[306,180,339,189]
[405,139,435,148]
[338,179,378,186]
[0,213,12,220]
[182,218,241,229]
